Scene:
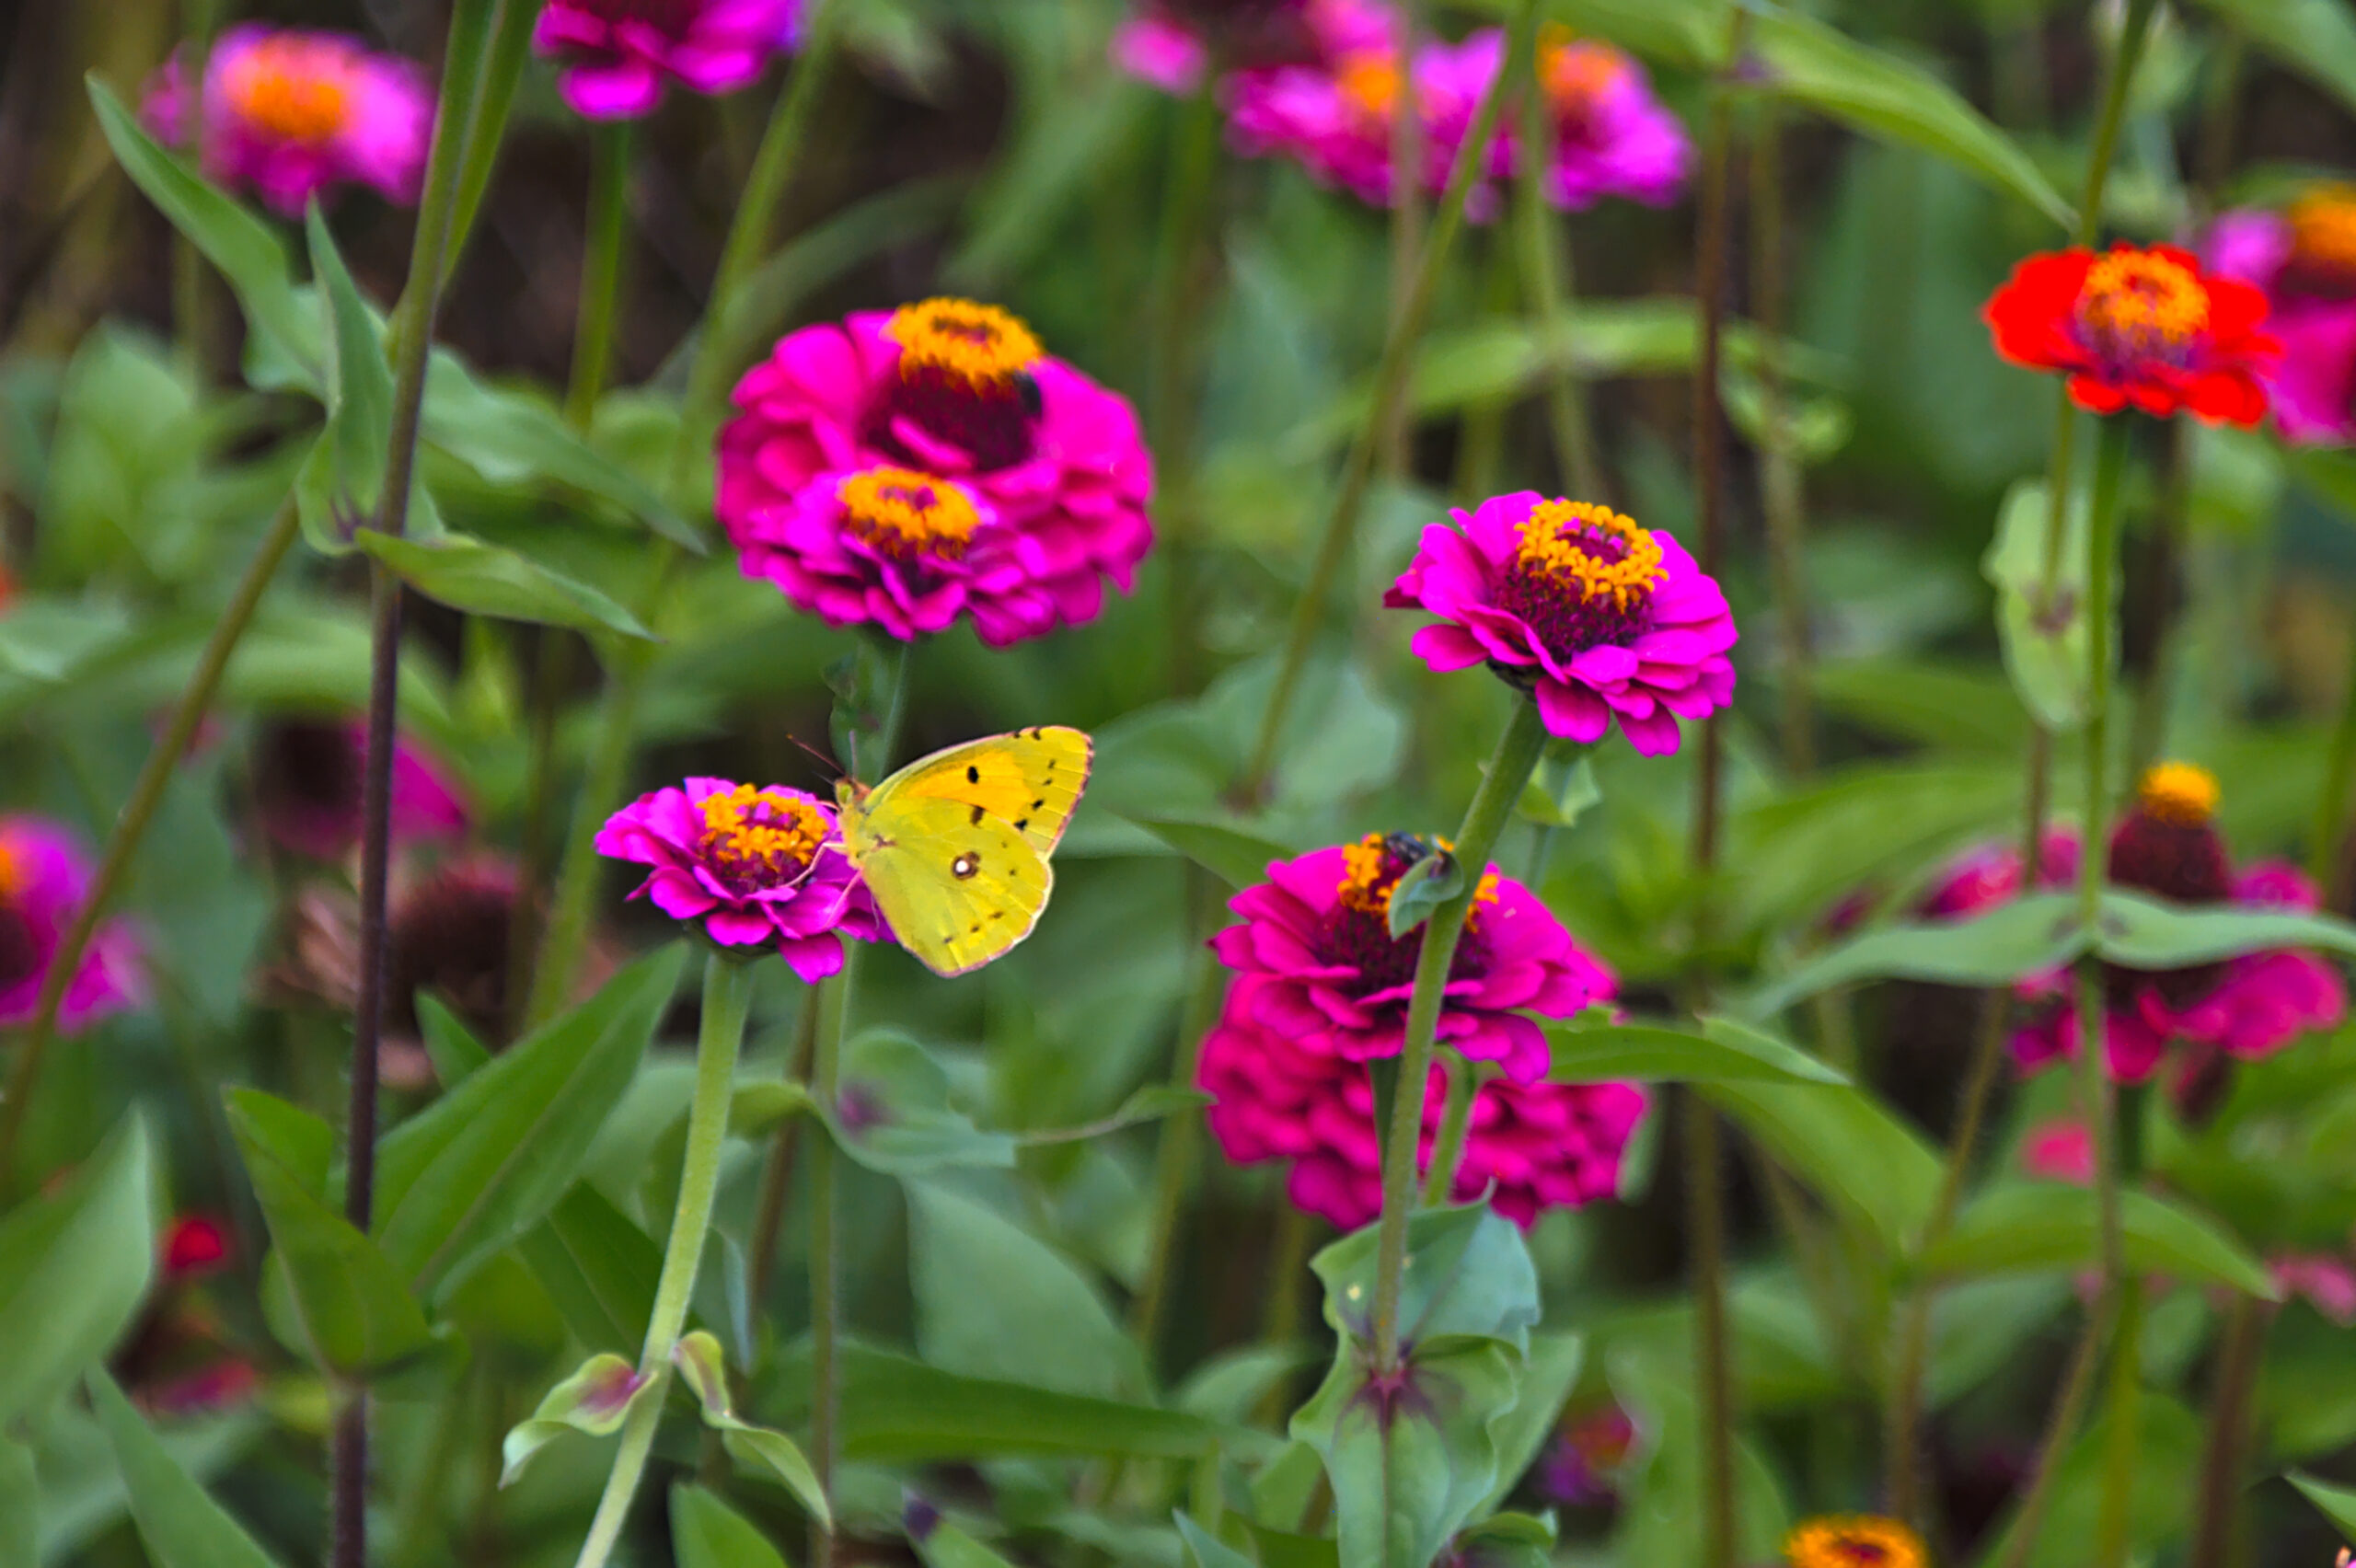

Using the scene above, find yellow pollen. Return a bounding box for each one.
[2076,249,2210,352]
[0,842,21,899]
[2290,186,2356,276]
[1337,51,1403,121]
[697,787,827,872]
[1784,1516,1928,1568]
[1514,501,1666,607]
[1334,834,1499,924]
[2136,761,2221,827]
[221,40,355,144]
[1539,27,1627,114]
[836,467,982,558]
[884,298,1042,388]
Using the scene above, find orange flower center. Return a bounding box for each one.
[1784,1517,1927,1568]
[0,841,22,899]
[1336,833,1499,923]
[2290,187,2356,278]
[2074,249,2210,363]
[2135,760,2220,827]
[836,467,982,559]
[1539,28,1627,119]
[1337,51,1403,123]
[1515,502,1665,606]
[696,787,828,892]
[884,298,1042,390]
[221,40,357,145]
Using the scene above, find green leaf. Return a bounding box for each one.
[672,1484,790,1568]
[1747,11,2073,228]
[907,1502,1022,1568]
[1518,747,1601,829]
[226,1091,432,1377]
[1017,1086,1214,1147]
[1386,850,1464,940]
[500,1352,649,1486]
[1175,1514,1258,1568]
[421,348,698,549]
[414,992,493,1088]
[1126,816,1298,889]
[775,1340,1221,1460]
[1310,1204,1541,1352]
[1701,1080,1942,1254]
[1476,1331,1586,1515]
[514,1182,663,1356]
[906,1182,1144,1400]
[830,1032,1018,1175]
[355,529,658,640]
[374,942,685,1299]
[87,79,318,389]
[2096,891,2356,969]
[1984,478,2093,732]
[1748,894,2085,1016]
[0,1435,31,1568]
[1546,1012,1847,1085]
[300,207,395,556]
[0,1115,156,1425]
[672,1331,831,1526]
[1980,1394,2199,1568]
[2189,0,2356,119]
[1919,1183,2281,1298]
[86,1369,282,1568]
[2290,1471,2356,1542]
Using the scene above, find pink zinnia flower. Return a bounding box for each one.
[729,465,1055,647]
[141,26,432,216]
[252,719,468,862]
[1111,0,1393,95]
[2274,1253,2356,1325]
[162,1215,232,1280]
[1919,829,2081,919]
[0,817,143,1033]
[1228,24,1508,212]
[717,299,1153,639]
[534,0,802,120]
[1209,833,1612,1082]
[1527,27,1688,210]
[1200,842,1639,1228]
[594,778,881,982]
[2018,1118,2095,1184]
[2206,189,2356,444]
[1386,494,1737,756]
[1535,1402,1639,1506]
[1976,764,2347,1086]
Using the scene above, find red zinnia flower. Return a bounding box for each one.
[1983,243,2277,425]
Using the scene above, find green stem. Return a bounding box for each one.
[1381,0,1426,480]
[572,952,757,1568]
[1687,1086,1736,1568]
[1149,70,1225,698]
[1130,927,1225,1361]
[445,0,537,269]
[1750,103,1814,777]
[2188,1294,2270,1568]
[1252,1202,1322,1426]
[1512,49,1603,502]
[531,6,845,1023]
[1369,698,1548,1372]
[2074,0,2161,244]
[746,986,822,1326]
[1238,0,1541,801]
[1419,1055,1474,1207]
[2310,628,2356,896]
[566,121,633,430]
[1996,1298,2113,1568]
[0,497,300,1181]
[806,638,910,1568]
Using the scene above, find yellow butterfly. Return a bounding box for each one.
[836,725,1092,977]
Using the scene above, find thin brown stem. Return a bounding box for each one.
[1686,1090,1736,1568]
[1997,1302,2112,1568]
[2189,1296,2272,1568]
[746,987,822,1324]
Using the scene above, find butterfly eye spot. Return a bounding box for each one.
[966,765,981,784]
[953,852,979,880]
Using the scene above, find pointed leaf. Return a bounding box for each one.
[514,1182,662,1356]
[302,208,395,554]
[87,1369,283,1568]
[1919,1183,2280,1298]
[375,941,685,1298]
[414,992,493,1088]
[831,1032,1017,1175]
[2096,891,2356,969]
[2291,1471,2356,1543]
[1386,851,1464,940]
[1476,1332,1586,1514]
[1174,1512,1257,1568]
[1547,1013,1846,1085]
[672,1484,790,1568]
[669,1331,832,1524]
[1984,478,2092,732]
[907,1501,1021,1568]
[1749,894,2085,1016]
[1310,1204,1541,1352]
[1518,749,1600,828]
[355,529,658,640]
[1701,1079,1942,1255]
[0,1116,156,1424]
[500,1352,648,1486]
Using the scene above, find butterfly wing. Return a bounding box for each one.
[880,726,1091,859]
[848,798,1054,976]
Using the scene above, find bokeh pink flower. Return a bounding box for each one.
[0,816,142,1034]
[253,719,468,862]
[534,0,803,120]
[595,778,880,982]
[1528,27,1688,210]
[2207,188,2356,444]
[142,26,431,215]
[717,299,1153,642]
[1387,494,1737,755]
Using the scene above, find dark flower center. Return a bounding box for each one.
[387,860,520,1044]
[563,0,706,33]
[1493,501,1664,669]
[696,786,828,897]
[2105,763,2235,1009]
[866,298,1043,472]
[1321,832,1496,996]
[254,720,363,821]
[0,904,40,991]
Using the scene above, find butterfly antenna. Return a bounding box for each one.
[786,732,844,784]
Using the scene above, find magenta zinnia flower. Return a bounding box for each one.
[534,0,802,120]
[716,299,1154,637]
[2207,188,2356,444]
[1111,0,1392,95]
[1526,27,1688,210]
[728,465,1054,647]
[595,778,880,982]
[141,26,432,216]
[1955,764,2347,1087]
[0,817,142,1033]
[1200,841,1638,1229]
[252,719,468,862]
[1386,494,1737,755]
[1534,1402,1639,1506]
[1209,833,1611,1081]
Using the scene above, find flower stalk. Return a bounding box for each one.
[565,120,633,429]
[1512,74,1604,503]
[571,951,757,1568]
[1240,0,1541,801]
[1369,695,1547,1373]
